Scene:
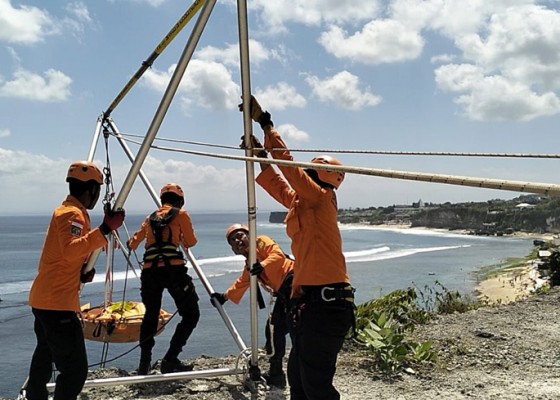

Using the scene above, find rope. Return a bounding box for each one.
[113,137,560,197]
[114,131,560,159]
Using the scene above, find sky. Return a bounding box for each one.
[1,0,560,216]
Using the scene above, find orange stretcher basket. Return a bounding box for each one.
[80,301,172,343]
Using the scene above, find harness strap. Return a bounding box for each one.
[144,207,182,267]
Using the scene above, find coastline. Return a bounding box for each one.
[343,221,556,304]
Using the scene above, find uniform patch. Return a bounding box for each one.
[71,221,83,236]
[257,238,265,249]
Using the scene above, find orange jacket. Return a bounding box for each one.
[29,195,108,312]
[128,204,197,268]
[256,127,349,297]
[225,235,294,304]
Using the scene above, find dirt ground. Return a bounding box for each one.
[9,285,560,400]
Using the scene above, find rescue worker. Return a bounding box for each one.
[127,183,199,375]
[211,224,294,387]
[241,96,355,399]
[27,161,125,400]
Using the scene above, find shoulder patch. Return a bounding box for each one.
[257,238,266,249]
[71,221,83,236]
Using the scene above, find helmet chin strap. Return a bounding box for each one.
[86,185,100,210]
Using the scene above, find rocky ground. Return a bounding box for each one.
[10,286,560,400]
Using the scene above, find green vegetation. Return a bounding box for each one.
[352,284,480,374]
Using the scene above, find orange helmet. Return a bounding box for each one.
[225,223,248,240]
[160,183,184,199]
[310,155,345,189]
[66,161,103,184]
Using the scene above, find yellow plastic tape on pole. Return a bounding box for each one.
[103,0,206,118]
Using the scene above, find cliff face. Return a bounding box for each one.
[410,207,488,230]
[268,195,560,234]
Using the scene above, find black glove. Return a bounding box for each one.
[240,135,268,158]
[257,111,273,130]
[238,95,273,129]
[81,268,96,283]
[100,204,125,235]
[211,292,227,307]
[250,261,264,277]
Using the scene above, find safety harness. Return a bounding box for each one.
[143,207,184,267]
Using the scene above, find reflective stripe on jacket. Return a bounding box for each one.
[29,195,107,312]
[225,235,294,304]
[128,204,197,268]
[256,128,349,297]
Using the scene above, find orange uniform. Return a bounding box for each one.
[256,128,349,296]
[225,235,294,304]
[28,195,107,312]
[128,204,197,268]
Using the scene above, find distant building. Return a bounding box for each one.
[515,203,536,209]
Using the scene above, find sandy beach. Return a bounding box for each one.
[362,222,556,304]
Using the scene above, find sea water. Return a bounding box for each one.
[0,212,533,397]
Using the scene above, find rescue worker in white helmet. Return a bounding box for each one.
[211,224,294,387]
[127,183,199,375]
[27,161,125,400]
[240,96,355,400]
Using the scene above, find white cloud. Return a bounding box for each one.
[0,128,10,138]
[456,5,560,90]
[276,123,310,143]
[433,5,560,121]
[435,64,560,121]
[0,148,67,209]
[115,0,166,7]
[390,0,535,38]
[0,68,72,102]
[0,0,59,44]
[254,82,306,111]
[142,60,240,111]
[196,40,271,67]
[62,2,94,37]
[319,19,424,64]
[0,148,252,214]
[431,53,456,64]
[250,0,382,34]
[306,71,382,110]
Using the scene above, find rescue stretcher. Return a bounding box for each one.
[80,301,171,343]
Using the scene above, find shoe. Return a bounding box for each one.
[263,371,286,388]
[161,358,194,373]
[137,360,151,375]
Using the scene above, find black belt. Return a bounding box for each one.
[302,284,355,303]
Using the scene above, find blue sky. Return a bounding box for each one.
[1,0,560,215]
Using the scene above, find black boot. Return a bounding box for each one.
[137,359,151,375]
[138,350,152,375]
[263,360,286,388]
[161,358,194,373]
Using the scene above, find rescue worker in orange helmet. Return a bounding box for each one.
[26,161,125,400]
[240,97,355,400]
[127,183,199,375]
[211,224,294,387]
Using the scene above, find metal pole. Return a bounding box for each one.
[83,0,218,274]
[46,367,241,391]
[87,116,104,162]
[106,118,160,205]
[236,0,260,369]
[114,0,217,211]
[107,119,248,352]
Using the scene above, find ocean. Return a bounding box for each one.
[0,212,534,398]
